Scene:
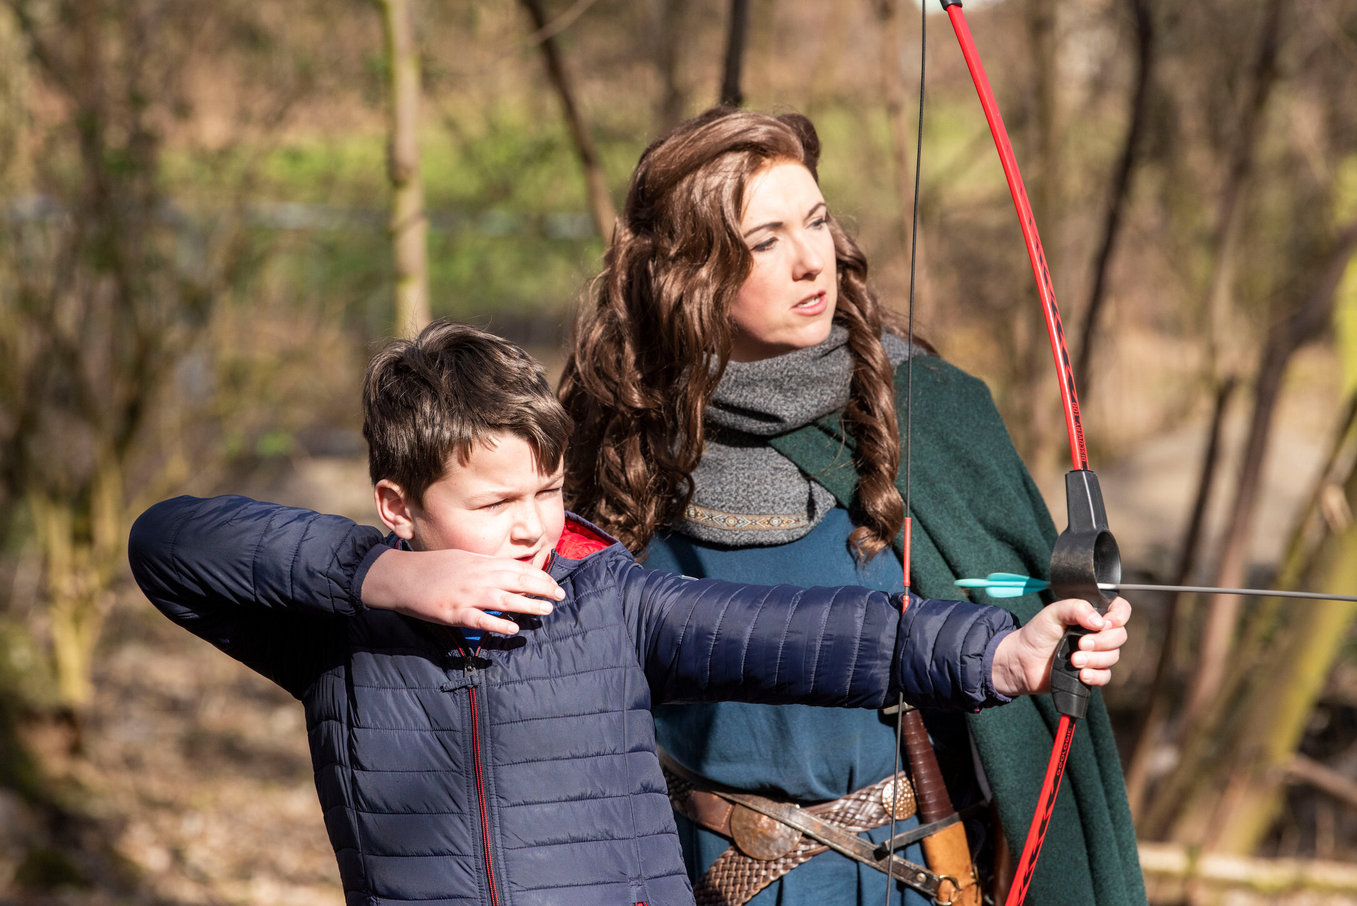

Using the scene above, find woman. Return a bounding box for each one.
[557,107,1143,905]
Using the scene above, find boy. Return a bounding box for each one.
[128,321,1129,906]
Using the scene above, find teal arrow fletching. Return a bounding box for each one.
[954,572,1051,598]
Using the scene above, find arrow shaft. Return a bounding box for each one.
[1104,582,1357,604]
[962,574,1357,605]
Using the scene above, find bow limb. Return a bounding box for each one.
[940,0,1085,473]
[938,2,1122,904]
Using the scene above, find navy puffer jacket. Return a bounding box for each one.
[128,495,1017,906]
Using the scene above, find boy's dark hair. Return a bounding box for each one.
[363,320,572,504]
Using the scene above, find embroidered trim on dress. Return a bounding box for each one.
[684,504,811,532]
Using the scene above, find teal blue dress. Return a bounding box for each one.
[648,508,967,906]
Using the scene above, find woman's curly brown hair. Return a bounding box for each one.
[559,107,912,560]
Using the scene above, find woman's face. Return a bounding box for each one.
[727,160,838,362]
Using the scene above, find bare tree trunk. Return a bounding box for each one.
[874,0,916,250]
[1200,0,1283,378]
[1019,0,1060,470]
[1182,0,1285,726]
[1027,0,1056,229]
[1123,376,1234,817]
[719,0,749,107]
[1157,391,1357,860]
[646,0,686,132]
[0,0,301,716]
[1200,221,1357,849]
[31,488,110,711]
[1144,216,1357,843]
[518,0,615,243]
[872,0,937,328]
[375,0,430,338]
[645,0,689,131]
[1205,571,1357,854]
[1073,0,1155,397]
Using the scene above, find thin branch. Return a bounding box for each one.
[719,0,749,107]
[521,0,600,47]
[516,0,616,242]
[1287,753,1357,812]
[1073,0,1155,395]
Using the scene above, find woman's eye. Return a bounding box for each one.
[810,216,828,229]
[751,237,776,252]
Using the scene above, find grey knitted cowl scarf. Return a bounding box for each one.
[682,325,913,546]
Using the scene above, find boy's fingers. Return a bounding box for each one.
[499,563,562,613]
[1049,598,1105,631]
[1077,624,1128,650]
[1072,645,1122,669]
[1078,667,1113,687]
[1103,596,1132,626]
[1084,596,1128,630]
[1062,596,1131,632]
[476,612,526,636]
[503,565,564,601]
[493,591,556,616]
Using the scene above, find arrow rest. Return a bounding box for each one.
[1048,470,1121,719]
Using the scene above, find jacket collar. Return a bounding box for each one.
[547,513,624,576]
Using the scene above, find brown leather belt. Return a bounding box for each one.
[660,751,959,905]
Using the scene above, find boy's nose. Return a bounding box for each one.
[510,502,544,540]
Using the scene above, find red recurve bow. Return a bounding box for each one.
[936,3,1123,904]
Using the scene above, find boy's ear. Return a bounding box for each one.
[373,479,416,540]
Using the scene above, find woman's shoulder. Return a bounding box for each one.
[891,353,1003,419]
[892,351,985,388]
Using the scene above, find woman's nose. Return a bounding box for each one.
[793,234,824,279]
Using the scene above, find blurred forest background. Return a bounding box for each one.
[0,0,1355,903]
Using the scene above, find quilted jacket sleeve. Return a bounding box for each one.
[128,495,388,697]
[622,563,1018,712]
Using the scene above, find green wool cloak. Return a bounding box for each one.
[770,355,1146,906]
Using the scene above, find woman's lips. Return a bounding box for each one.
[794,291,827,314]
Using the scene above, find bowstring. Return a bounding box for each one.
[884,2,927,904]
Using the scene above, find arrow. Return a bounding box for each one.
[956,572,1357,604]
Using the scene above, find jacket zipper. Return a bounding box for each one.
[445,634,500,906]
[467,675,500,906]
